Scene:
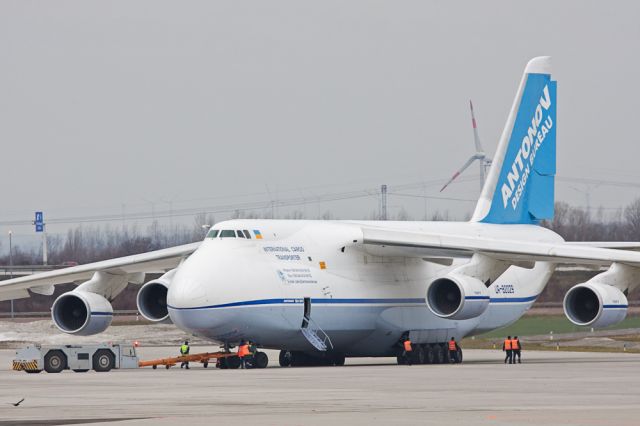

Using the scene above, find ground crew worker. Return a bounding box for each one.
[180,340,190,369]
[448,337,460,363]
[502,336,513,364]
[512,336,522,364]
[402,336,413,366]
[237,340,250,369]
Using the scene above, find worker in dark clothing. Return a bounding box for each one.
[180,340,190,369]
[512,336,522,364]
[237,340,250,369]
[448,337,460,363]
[402,337,413,366]
[502,336,513,364]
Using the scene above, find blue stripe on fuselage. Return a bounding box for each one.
[167,295,538,311]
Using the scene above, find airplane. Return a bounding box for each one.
[2,56,640,367]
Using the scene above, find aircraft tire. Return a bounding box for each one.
[431,344,445,364]
[396,355,407,365]
[424,345,435,364]
[44,350,67,373]
[254,352,269,368]
[226,356,242,369]
[332,354,346,366]
[456,347,463,364]
[411,345,425,364]
[279,350,292,367]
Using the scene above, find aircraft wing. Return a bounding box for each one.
[361,227,640,267]
[0,242,200,301]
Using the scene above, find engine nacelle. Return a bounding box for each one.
[426,273,490,320]
[563,282,628,328]
[136,269,176,323]
[51,290,113,336]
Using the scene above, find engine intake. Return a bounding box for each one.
[426,274,490,320]
[563,282,628,328]
[136,269,175,323]
[51,291,113,336]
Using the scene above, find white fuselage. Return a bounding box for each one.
[167,220,560,356]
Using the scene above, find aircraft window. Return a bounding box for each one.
[236,230,245,238]
[207,229,219,239]
[219,230,236,238]
[243,230,251,239]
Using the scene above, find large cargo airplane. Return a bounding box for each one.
[2,56,639,366]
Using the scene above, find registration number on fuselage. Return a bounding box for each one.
[494,284,515,294]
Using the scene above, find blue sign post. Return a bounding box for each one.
[35,211,44,232]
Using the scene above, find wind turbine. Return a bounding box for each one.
[440,100,492,192]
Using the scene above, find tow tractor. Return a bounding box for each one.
[13,343,139,373]
[13,343,269,373]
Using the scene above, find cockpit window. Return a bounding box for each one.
[243,230,251,239]
[207,229,219,238]
[219,230,236,238]
[236,230,245,238]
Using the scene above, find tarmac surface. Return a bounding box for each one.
[1,346,639,426]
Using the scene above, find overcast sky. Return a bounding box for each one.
[1,1,640,246]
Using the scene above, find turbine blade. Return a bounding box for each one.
[440,156,477,192]
[470,100,484,153]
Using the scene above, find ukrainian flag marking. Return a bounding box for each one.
[253,230,263,239]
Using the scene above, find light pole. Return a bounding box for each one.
[9,230,13,320]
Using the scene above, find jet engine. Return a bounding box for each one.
[136,269,176,323]
[51,290,113,336]
[563,282,628,328]
[426,273,490,320]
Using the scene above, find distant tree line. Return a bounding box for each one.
[2,199,640,313]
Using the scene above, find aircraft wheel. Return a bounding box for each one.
[93,349,115,372]
[411,345,425,364]
[456,347,463,364]
[424,345,435,364]
[44,350,67,373]
[279,350,292,367]
[253,352,269,369]
[226,356,241,369]
[431,344,444,364]
[396,355,407,365]
[203,361,209,368]
[152,365,157,370]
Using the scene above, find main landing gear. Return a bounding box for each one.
[397,343,462,365]
[279,350,345,367]
[216,351,269,369]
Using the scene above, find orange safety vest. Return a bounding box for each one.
[504,339,512,350]
[238,344,250,358]
[403,341,413,352]
[511,339,520,350]
[448,341,457,351]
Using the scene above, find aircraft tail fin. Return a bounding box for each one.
[471,57,557,225]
